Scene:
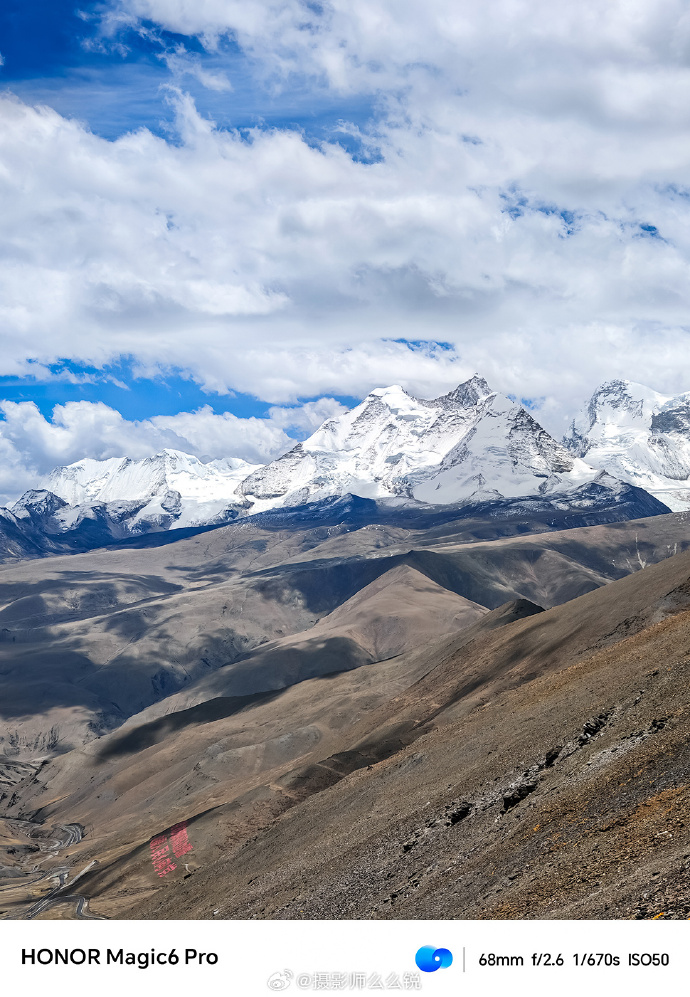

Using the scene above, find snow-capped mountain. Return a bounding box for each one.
[238,375,609,511]
[2,375,674,556]
[15,449,261,534]
[564,379,690,512]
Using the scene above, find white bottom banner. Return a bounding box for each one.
[0,918,686,997]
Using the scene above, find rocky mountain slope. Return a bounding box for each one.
[149,550,690,922]
[564,379,690,512]
[2,508,690,919]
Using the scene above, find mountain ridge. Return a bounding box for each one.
[3,373,690,555]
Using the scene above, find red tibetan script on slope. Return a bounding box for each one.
[149,820,193,878]
[170,821,193,857]
[150,834,176,877]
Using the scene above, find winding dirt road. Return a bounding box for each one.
[1,818,106,920]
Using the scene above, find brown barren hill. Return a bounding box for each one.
[3,512,690,918]
[128,546,690,920]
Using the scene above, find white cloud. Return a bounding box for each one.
[109,0,690,107]
[1,1,690,445]
[0,397,347,505]
[162,47,233,92]
[266,396,348,433]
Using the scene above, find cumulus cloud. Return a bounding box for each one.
[0,397,347,505]
[265,396,348,433]
[1,0,690,449]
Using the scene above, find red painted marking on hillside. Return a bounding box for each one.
[149,822,193,877]
[170,821,193,858]
[150,832,176,877]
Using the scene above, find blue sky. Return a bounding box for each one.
[0,1,689,502]
[0,358,359,421]
[0,0,170,137]
[0,0,376,142]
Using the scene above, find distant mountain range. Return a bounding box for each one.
[1,374,689,558]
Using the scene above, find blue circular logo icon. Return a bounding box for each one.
[415,946,453,973]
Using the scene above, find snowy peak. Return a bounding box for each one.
[567,380,671,452]
[368,384,413,402]
[11,489,68,521]
[43,449,260,506]
[440,373,493,409]
[365,373,491,412]
[412,388,591,506]
[240,376,605,511]
[23,449,263,533]
[564,380,690,511]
